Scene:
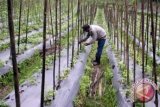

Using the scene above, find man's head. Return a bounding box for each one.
[82,24,90,32]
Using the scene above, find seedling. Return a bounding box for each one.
[0,60,4,68]
[28,77,37,86]
[44,90,55,106]
[60,68,70,80]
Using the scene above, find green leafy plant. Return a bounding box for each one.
[0,100,9,107]
[0,43,10,52]
[44,90,55,106]
[28,77,37,86]
[145,65,152,73]
[0,60,4,68]
[0,51,41,98]
[157,50,160,56]
[60,68,70,80]
[72,55,79,66]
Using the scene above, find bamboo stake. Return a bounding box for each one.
[25,0,30,49]
[17,0,22,54]
[7,0,20,106]
[125,0,129,85]
[58,0,61,87]
[40,0,48,106]
[150,0,158,106]
[133,0,137,106]
[53,0,58,92]
[67,0,70,67]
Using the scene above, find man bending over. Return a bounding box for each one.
[79,24,106,66]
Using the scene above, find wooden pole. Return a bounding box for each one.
[7,0,20,106]
[40,0,48,106]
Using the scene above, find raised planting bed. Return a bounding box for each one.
[74,42,118,107]
[0,23,77,76]
[0,13,75,52]
[0,23,78,101]
[74,8,117,107]
[0,28,43,52]
[0,51,41,99]
[50,45,91,107]
[110,36,160,107]
[120,29,160,75]
[4,38,80,107]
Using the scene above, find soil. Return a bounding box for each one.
[90,65,102,96]
[0,85,12,99]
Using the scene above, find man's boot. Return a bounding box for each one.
[92,56,100,66]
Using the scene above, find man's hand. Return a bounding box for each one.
[78,40,82,44]
[84,42,90,46]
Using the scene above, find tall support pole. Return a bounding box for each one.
[125,0,129,85]
[53,0,58,92]
[40,0,47,106]
[77,0,80,55]
[67,0,70,67]
[141,1,145,106]
[7,0,20,106]
[133,1,137,107]
[17,0,22,54]
[150,0,158,106]
[58,0,61,87]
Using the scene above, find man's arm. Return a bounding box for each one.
[87,31,97,45]
[79,33,90,43]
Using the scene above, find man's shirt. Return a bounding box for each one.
[87,25,106,44]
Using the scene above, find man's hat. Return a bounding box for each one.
[82,24,90,32]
